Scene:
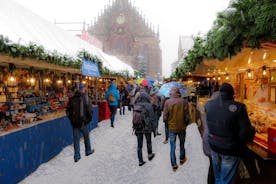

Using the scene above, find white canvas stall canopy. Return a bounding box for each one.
[0,0,134,75]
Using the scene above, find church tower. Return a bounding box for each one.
[89,0,162,78]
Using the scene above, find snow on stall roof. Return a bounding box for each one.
[0,0,134,75]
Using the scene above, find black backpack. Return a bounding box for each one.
[132,103,145,130]
[67,93,92,128]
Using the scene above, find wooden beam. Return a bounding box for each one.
[0,54,81,74]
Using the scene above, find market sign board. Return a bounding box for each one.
[81,59,101,78]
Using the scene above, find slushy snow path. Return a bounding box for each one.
[20,109,209,184]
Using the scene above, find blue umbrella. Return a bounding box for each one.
[158,82,188,98]
[145,78,155,86]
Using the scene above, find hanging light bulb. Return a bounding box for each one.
[57,79,63,84]
[44,78,50,83]
[248,57,252,64]
[263,52,267,60]
[30,77,35,84]
[9,76,16,82]
[247,69,252,79]
[225,74,230,80]
[207,77,210,81]
[218,76,221,81]
[262,66,267,76]
[67,80,72,84]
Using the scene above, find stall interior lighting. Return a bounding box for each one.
[218,76,221,81]
[82,81,86,84]
[207,77,210,81]
[30,78,35,84]
[67,80,72,84]
[247,69,253,79]
[263,52,267,60]
[57,80,63,84]
[248,57,252,64]
[9,76,16,82]
[225,74,230,80]
[273,60,276,63]
[262,66,267,76]
[44,78,50,83]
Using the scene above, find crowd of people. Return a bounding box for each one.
[66,81,256,184]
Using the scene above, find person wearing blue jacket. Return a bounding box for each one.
[105,82,120,127]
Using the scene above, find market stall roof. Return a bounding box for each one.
[0,0,134,75]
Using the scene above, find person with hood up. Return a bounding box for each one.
[105,82,120,128]
[163,87,190,171]
[133,91,156,166]
[205,83,255,184]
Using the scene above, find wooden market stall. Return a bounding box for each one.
[0,53,99,184]
[193,45,276,182]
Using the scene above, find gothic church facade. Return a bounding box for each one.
[88,0,162,78]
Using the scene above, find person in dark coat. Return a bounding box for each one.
[202,88,219,183]
[66,84,94,162]
[119,86,129,115]
[150,87,162,136]
[161,95,170,144]
[205,83,255,184]
[134,92,156,166]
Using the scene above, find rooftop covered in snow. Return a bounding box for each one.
[0,0,134,75]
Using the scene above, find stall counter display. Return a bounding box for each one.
[0,88,70,133]
[245,100,276,152]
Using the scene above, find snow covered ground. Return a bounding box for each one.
[20,109,209,184]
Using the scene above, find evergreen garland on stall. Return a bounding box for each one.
[0,35,131,78]
[173,0,276,78]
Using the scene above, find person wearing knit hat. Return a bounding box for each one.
[79,83,85,90]
[67,83,94,162]
[205,83,255,184]
[219,83,234,96]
